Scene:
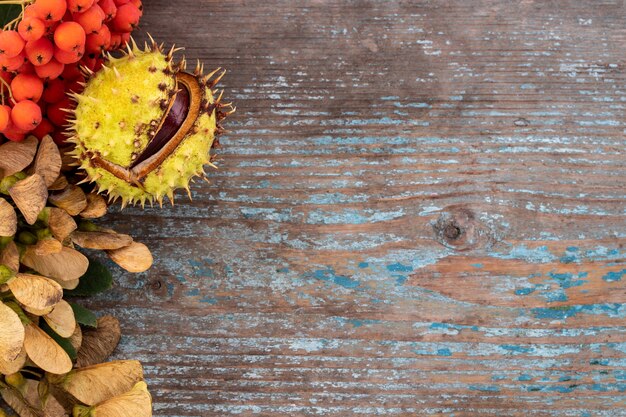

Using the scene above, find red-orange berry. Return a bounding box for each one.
[0,105,10,131]
[0,31,25,58]
[0,71,12,93]
[111,3,140,32]
[18,17,46,42]
[33,0,67,22]
[42,78,66,103]
[129,0,142,16]
[99,0,117,21]
[2,121,27,141]
[25,37,54,66]
[15,61,36,75]
[108,32,122,49]
[74,5,106,34]
[23,5,38,19]
[54,45,84,64]
[11,100,42,131]
[113,0,130,5]
[85,25,111,54]
[67,0,95,13]
[54,22,86,52]
[61,63,82,80]
[31,117,54,139]
[34,58,64,79]
[11,74,44,102]
[47,96,72,127]
[0,53,26,72]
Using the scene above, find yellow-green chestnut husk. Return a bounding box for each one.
[68,39,233,207]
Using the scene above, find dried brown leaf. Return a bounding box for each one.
[8,174,48,225]
[75,316,121,368]
[34,238,64,256]
[69,324,82,352]
[21,246,89,283]
[44,300,76,338]
[0,346,26,375]
[48,175,69,191]
[23,323,72,375]
[0,302,25,364]
[0,198,17,237]
[48,185,87,216]
[50,360,143,406]
[0,386,38,417]
[0,240,20,272]
[32,136,62,187]
[7,273,63,314]
[106,242,152,273]
[79,194,107,219]
[47,208,78,242]
[0,136,38,178]
[71,231,133,250]
[72,381,151,417]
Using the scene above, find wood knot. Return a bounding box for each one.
[433,207,495,251]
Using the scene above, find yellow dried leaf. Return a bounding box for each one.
[32,136,62,187]
[48,185,87,216]
[72,381,151,417]
[0,241,20,272]
[23,324,72,375]
[71,231,133,250]
[0,386,38,417]
[47,208,78,242]
[21,246,89,283]
[0,136,38,178]
[7,273,63,314]
[0,198,17,237]
[76,316,120,368]
[0,302,25,364]
[79,194,107,219]
[44,300,76,338]
[0,347,26,375]
[58,279,79,291]
[34,238,64,256]
[107,242,152,273]
[69,324,82,352]
[8,174,48,225]
[48,175,69,191]
[50,360,143,406]
[2,376,67,417]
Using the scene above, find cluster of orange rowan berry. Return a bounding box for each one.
[0,0,142,143]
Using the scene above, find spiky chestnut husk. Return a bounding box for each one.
[68,39,233,207]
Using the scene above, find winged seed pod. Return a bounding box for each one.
[68,38,234,207]
[0,136,153,416]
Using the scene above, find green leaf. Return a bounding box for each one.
[39,320,77,361]
[0,4,22,28]
[65,258,113,297]
[68,302,98,328]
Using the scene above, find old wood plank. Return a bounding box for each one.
[82,0,626,416]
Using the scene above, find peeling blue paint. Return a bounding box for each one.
[469,385,500,392]
[515,287,535,296]
[306,268,360,289]
[387,262,414,273]
[532,304,624,320]
[602,269,625,282]
[501,344,533,354]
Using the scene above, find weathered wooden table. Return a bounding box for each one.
[93,1,626,416]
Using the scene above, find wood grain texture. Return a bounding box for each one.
[72,0,626,416]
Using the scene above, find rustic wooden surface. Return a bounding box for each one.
[86,1,625,416]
